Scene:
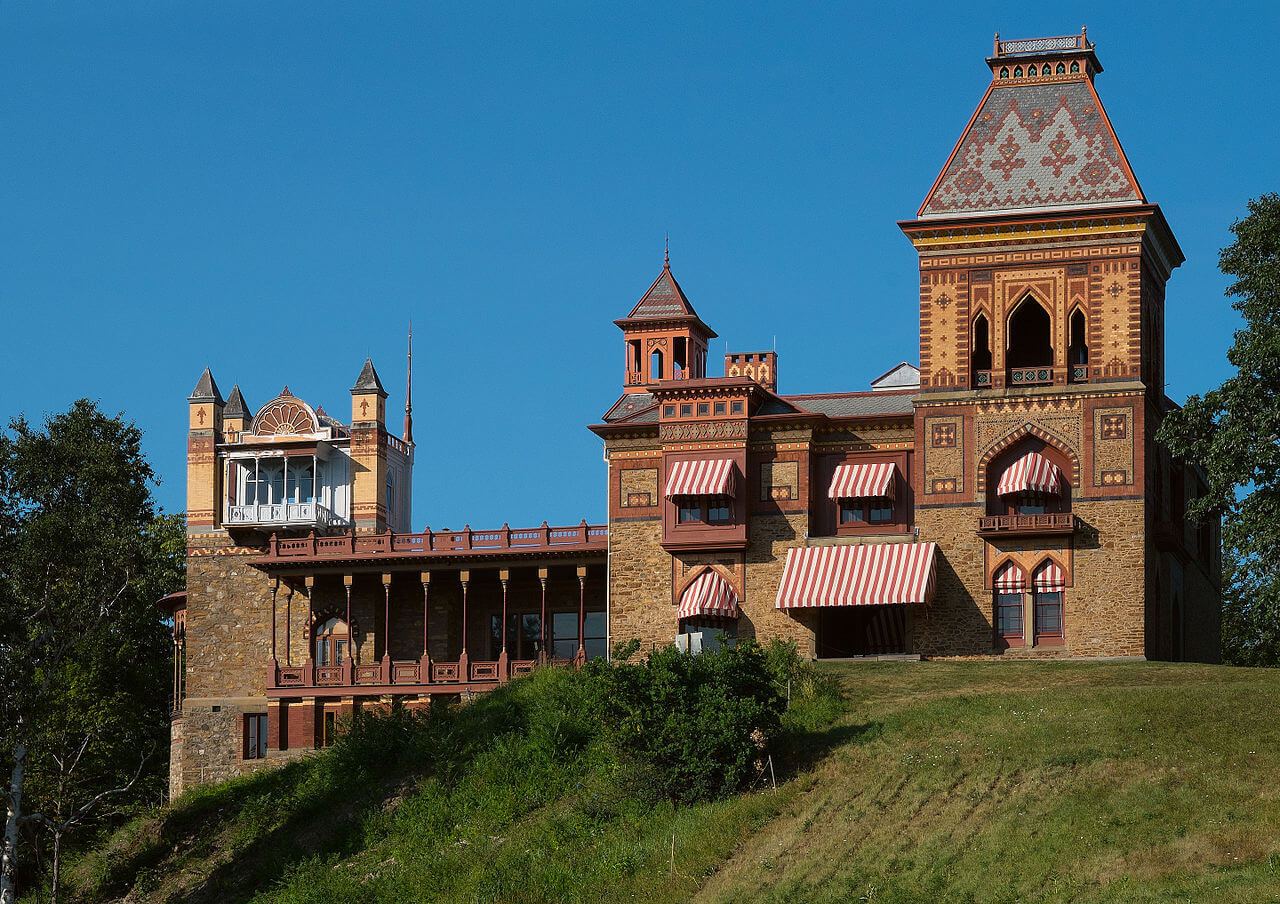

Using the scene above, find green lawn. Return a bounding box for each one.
[62,661,1280,904]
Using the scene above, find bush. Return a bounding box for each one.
[588,641,785,804]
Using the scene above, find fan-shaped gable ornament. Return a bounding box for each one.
[250,388,320,436]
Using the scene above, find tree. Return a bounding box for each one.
[1157,192,1280,665]
[0,401,182,904]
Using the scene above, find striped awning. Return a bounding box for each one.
[996,451,1064,497]
[677,569,739,619]
[664,459,736,498]
[828,461,899,501]
[775,542,938,609]
[993,561,1026,593]
[1033,561,1066,592]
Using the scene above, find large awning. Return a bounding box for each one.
[664,459,736,498]
[677,569,739,619]
[996,451,1063,497]
[775,542,938,609]
[1033,561,1066,592]
[828,461,899,500]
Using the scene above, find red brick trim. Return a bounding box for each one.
[976,426,1080,494]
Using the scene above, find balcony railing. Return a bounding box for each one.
[977,513,1076,536]
[1007,367,1054,387]
[228,502,348,529]
[263,520,609,561]
[271,655,558,693]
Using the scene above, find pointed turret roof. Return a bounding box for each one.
[918,31,1144,219]
[350,358,387,397]
[223,384,250,419]
[616,261,718,338]
[187,367,224,404]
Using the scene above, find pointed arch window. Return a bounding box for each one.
[1070,61,1080,73]
[1013,66,1023,77]
[999,66,1009,79]
[1006,295,1053,384]
[1055,62,1066,74]
[1068,308,1089,382]
[993,561,1026,645]
[971,312,993,387]
[1032,561,1065,642]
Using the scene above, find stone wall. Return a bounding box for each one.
[607,517,671,652]
[743,512,815,654]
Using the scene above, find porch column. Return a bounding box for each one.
[458,570,470,681]
[342,574,354,683]
[381,572,392,684]
[575,565,587,667]
[538,567,548,664]
[419,571,431,682]
[498,569,510,681]
[302,576,315,685]
[285,577,295,665]
[270,577,279,664]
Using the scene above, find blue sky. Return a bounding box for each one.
[3,2,1276,528]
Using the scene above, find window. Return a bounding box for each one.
[677,500,702,523]
[323,711,337,747]
[1034,591,1063,638]
[651,349,664,381]
[1013,66,1023,77]
[244,713,268,760]
[679,403,692,417]
[707,496,731,524]
[663,405,676,418]
[1070,61,1080,73]
[314,617,349,667]
[551,610,606,660]
[386,471,395,521]
[999,66,1009,79]
[1068,308,1088,380]
[730,401,744,414]
[714,402,726,415]
[1007,296,1053,371]
[971,313,993,385]
[287,460,315,504]
[1009,492,1047,515]
[1055,62,1066,74]
[996,592,1023,638]
[839,499,894,526]
[697,402,709,416]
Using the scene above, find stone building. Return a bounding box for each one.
[165,31,1221,798]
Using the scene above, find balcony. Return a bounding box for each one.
[261,520,608,562]
[1007,366,1054,387]
[977,513,1075,537]
[227,502,348,530]
[269,655,579,697]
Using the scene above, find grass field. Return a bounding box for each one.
[62,660,1280,903]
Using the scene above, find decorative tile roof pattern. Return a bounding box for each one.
[783,391,916,418]
[626,264,699,320]
[921,79,1142,218]
[223,384,249,419]
[602,392,657,423]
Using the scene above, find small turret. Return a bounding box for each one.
[615,248,717,392]
[186,368,225,533]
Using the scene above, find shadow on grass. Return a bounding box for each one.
[775,720,884,780]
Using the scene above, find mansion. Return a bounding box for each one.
[166,31,1221,797]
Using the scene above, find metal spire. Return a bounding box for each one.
[403,320,414,444]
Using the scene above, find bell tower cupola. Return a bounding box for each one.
[615,248,717,393]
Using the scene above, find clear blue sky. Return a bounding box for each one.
[3,2,1275,529]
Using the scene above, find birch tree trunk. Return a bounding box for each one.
[1,742,26,904]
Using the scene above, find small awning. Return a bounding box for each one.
[775,542,938,609]
[996,451,1063,497]
[678,569,739,619]
[993,562,1026,593]
[1033,561,1066,592]
[664,459,736,498]
[828,461,899,500]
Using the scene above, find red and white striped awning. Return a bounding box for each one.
[827,461,899,500]
[775,542,938,609]
[664,459,736,498]
[677,569,739,619]
[1033,561,1066,592]
[996,451,1064,497]
[993,561,1026,593]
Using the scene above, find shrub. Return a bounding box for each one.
[588,641,785,803]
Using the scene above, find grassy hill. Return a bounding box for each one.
[63,660,1280,904]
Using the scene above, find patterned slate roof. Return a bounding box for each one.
[223,384,249,419]
[351,358,386,395]
[188,367,224,404]
[602,392,657,423]
[784,391,916,418]
[921,78,1143,218]
[626,264,699,320]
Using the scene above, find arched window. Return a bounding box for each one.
[1013,66,1023,77]
[1070,61,1080,73]
[650,349,665,381]
[1056,62,1066,74]
[993,561,1025,646]
[314,617,350,667]
[971,313,993,387]
[286,459,315,504]
[1006,296,1053,381]
[999,67,1009,79]
[1068,308,1089,381]
[1032,561,1065,643]
[987,440,1070,516]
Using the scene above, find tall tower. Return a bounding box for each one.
[899,31,1198,660]
[186,367,225,534]
[614,254,717,391]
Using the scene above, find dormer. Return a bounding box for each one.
[615,255,717,392]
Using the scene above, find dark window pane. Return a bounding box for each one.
[840,504,866,524]
[678,502,701,523]
[996,592,1023,636]
[870,503,893,523]
[1035,591,1063,635]
[708,497,731,523]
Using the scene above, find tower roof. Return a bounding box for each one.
[918,30,1144,219]
[223,384,250,419]
[187,367,224,404]
[616,261,718,338]
[350,358,387,397]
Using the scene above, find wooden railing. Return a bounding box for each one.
[994,31,1089,57]
[264,521,608,561]
[977,513,1075,536]
[269,655,567,692]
